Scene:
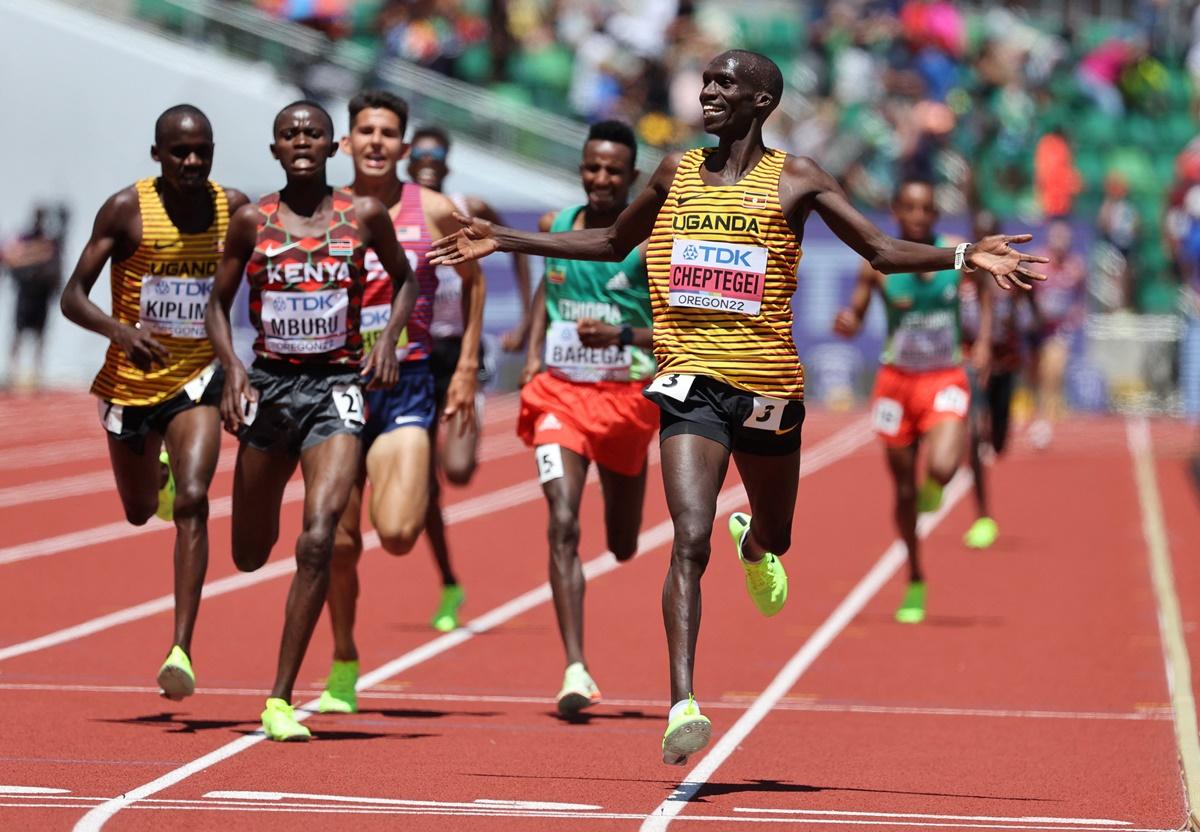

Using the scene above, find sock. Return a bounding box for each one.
[669,697,699,722]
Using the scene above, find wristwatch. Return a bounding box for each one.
[618,325,634,347]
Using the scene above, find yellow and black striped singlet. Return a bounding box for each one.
[91,177,229,406]
[647,148,804,400]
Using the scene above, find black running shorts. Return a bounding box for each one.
[96,363,223,455]
[238,359,365,456]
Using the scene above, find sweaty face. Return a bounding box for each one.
[407,138,449,191]
[153,117,214,192]
[344,107,407,179]
[892,183,938,242]
[580,140,635,214]
[271,107,336,178]
[698,55,761,135]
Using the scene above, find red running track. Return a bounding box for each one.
[0,391,1196,831]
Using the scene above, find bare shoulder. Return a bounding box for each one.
[419,186,458,219]
[537,209,558,232]
[781,154,834,187]
[223,187,251,212]
[464,194,493,218]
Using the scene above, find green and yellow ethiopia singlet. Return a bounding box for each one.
[881,236,963,371]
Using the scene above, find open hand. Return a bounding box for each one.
[967,234,1050,291]
[429,212,499,266]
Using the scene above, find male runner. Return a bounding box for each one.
[6,204,67,387]
[206,100,415,741]
[834,178,993,623]
[60,105,247,701]
[317,91,484,715]
[517,121,657,716]
[431,50,1045,763]
[407,126,523,631]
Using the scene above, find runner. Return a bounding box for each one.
[516,120,657,716]
[834,178,994,623]
[407,125,525,631]
[59,104,247,701]
[430,50,1046,763]
[205,100,415,741]
[317,91,484,715]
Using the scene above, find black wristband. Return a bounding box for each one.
[618,324,634,347]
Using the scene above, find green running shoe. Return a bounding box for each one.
[662,696,712,765]
[963,517,999,549]
[156,449,175,522]
[895,581,927,624]
[556,662,601,716]
[916,480,943,514]
[729,512,788,616]
[317,659,359,714]
[431,584,465,632]
[156,645,195,701]
[261,698,311,742]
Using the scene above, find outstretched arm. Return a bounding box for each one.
[783,156,1048,290]
[207,203,259,432]
[430,154,681,265]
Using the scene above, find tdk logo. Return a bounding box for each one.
[685,244,752,268]
[277,294,338,312]
[362,307,390,328]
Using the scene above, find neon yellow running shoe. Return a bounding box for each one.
[431,584,464,632]
[556,662,601,716]
[963,517,999,549]
[156,645,195,701]
[261,698,311,742]
[662,696,712,765]
[317,659,358,714]
[156,449,175,522]
[729,512,788,616]
[895,581,926,624]
[916,480,942,514]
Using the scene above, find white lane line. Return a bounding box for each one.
[1126,417,1200,832]
[0,786,71,795]
[0,439,106,470]
[0,682,1173,723]
[641,471,971,832]
[732,808,1131,826]
[205,790,601,811]
[71,420,872,831]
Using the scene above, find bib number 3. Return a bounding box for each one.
[332,384,366,426]
[646,373,695,403]
[742,396,787,431]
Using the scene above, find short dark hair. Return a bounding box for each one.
[893,176,936,203]
[154,104,211,144]
[585,120,637,167]
[719,50,783,111]
[348,90,409,134]
[275,99,334,135]
[410,126,451,151]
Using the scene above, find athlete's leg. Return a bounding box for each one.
[989,372,1015,456]
[440,409,480,486]
[269,433,361,702]
[105,434,163,526]
[161,406,221,654]
[661,434,730,705]
[924,417,967,488]
[542,448,590,666]
[1035,336,1069,429]
[597,460,648,562]
[886,443,921,582]
[968,416,989,519]
[230,444,297,573]
[328,470,367,663]
[731,448,800,561]
[366,426,431,554]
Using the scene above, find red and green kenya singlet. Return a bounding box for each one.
[361,183,436,362]
[245,189,367,365]
[646,148,804,399]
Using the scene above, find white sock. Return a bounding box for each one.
[669,698,699,722]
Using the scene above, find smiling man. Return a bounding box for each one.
[205,99,417,741]
[430,49,1047,764]
[60,104,248,703]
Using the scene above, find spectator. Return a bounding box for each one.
[3,205,68,389]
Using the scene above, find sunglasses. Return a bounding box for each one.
[410,146,447,162]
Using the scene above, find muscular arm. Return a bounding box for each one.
[60,188,171,370]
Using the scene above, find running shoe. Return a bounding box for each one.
[556,662,601,716]
[916,480,943,513]
[661,696,712,765]
[431,584,465,632]
[729,512,788,616]
[317,659,359,714]
[261,698,311,742]
[963,517,999,549]
[156,645,195,701]
[895,581,927,624]
[156,449,175,522]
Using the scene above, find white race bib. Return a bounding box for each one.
[742,396,787,431]
[139,276,212,339]
[646,373,695,402]
[182,361,218,403]
[668,238,767,316]
[359,303,409,360]
[535,443,565,483]
[97,399,124,433]
[544,320,631,382]
[872,397,903,437]
[331,383,365,426]
[891,311,958,371]
[261,289,348,355]
[933,385,969,416]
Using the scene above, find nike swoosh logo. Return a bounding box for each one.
[265,242,301,258]
[153,240,180,250]
[774,422,800,436]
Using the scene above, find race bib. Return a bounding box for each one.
[646,373,695,402]
[359,303,409,360]
[261,289,348,355]
[742,396,787,431]
[891,311,958,371]
[933,385,969,416]
[535,443,565,483]
[97,399,124,434]
[331,383,365,426]
[240,395,259,427]
[182,361,218,403]
[544,320,631,382]
[872,397,903,437]
[139,276,212,339]
[668,238,767,316]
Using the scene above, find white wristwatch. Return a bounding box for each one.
[954,242,974,272]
